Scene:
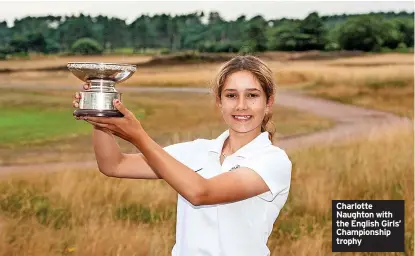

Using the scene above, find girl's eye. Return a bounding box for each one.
[225,93,259,98]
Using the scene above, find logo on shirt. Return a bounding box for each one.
[230,165,240,171]
[195,165,240,173]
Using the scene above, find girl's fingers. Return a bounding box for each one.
[97,126,113,134]
[83,83,91,90]
[85,116,117,124]
[72,100,79,108]
[85,120,110,129]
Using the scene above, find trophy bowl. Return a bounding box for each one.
[67,62,137,117]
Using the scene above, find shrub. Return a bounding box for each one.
[159,48,171,55]
[113,203,174,224]
[71,37,104,55]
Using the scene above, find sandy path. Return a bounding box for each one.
[0,84,411,174]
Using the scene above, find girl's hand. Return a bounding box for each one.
[82,99,143,143]
[73,82,91,120]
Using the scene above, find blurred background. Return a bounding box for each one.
[0,1,413,255]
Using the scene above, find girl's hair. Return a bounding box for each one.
[211,55,277,142]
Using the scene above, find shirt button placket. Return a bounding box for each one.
[221,157,232,173]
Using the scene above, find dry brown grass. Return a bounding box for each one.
[273,54,414,117]
[269,123,413,256]
[1,53,412,88]
[0,55,152,70]
[324,53,414,66]
[0,50,363,71]
[276,63,413,85]
[273,54,413,86]
[0,62,220,88]
[0,170,177,256]
[0,122,412,255]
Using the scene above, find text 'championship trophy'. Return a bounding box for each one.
[67,62,137,117]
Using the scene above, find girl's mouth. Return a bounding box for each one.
[232,115,252,121]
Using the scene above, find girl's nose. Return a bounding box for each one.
[236,97,248,110]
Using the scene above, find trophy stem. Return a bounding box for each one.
[89,79,116,92]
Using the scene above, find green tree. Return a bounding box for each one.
[1,11,414,54]
[130,15,156,52]
[0,45,11,59]
[381,20,403,49]
[96,16,129,52]
[393,18,414,47]
[9,36,29,53]
[71,37,103,55]
[241,15,268,53]
[338,15,385,51]
[297,12,327,50]
[0,21,11,46]
[177,12,205,50]
[58,14,99,51]
[26,32,47,53]
[270,21,301,51]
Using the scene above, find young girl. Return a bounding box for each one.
[72,55,292,256]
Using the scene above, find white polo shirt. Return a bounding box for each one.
[163,129,292,256]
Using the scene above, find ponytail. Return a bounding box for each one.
[261,111,276,142]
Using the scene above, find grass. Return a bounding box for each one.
[0,63,219,88]
[324,53,414,66]
[303,70,413,118]
[0,188,72,230]
[0,88,333,165]
[0,52,412,255]
[0,121,412,255]
[0,107,93,145]
[272,123,413,256]
[0,55,152,70]
[0,52,411,163]
[272,54,414,118]
[0,170,178,255]
[0,53,412,118]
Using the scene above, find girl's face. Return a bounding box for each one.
[217,70,273,134]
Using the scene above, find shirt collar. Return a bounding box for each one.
[208,129,271,158]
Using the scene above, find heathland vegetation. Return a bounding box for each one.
[0,51,412,255]
[0,110,412,255]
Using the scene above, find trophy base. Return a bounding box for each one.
[74,109,124,117]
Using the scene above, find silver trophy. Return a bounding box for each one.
[67,62,136,117]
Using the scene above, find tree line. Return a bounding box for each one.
[0,11,413,58]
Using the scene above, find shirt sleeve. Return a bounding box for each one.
[162,139,203,170]
[241,149,292,202]
[163,141,193,163]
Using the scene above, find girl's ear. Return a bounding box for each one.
[216,96,222,108]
